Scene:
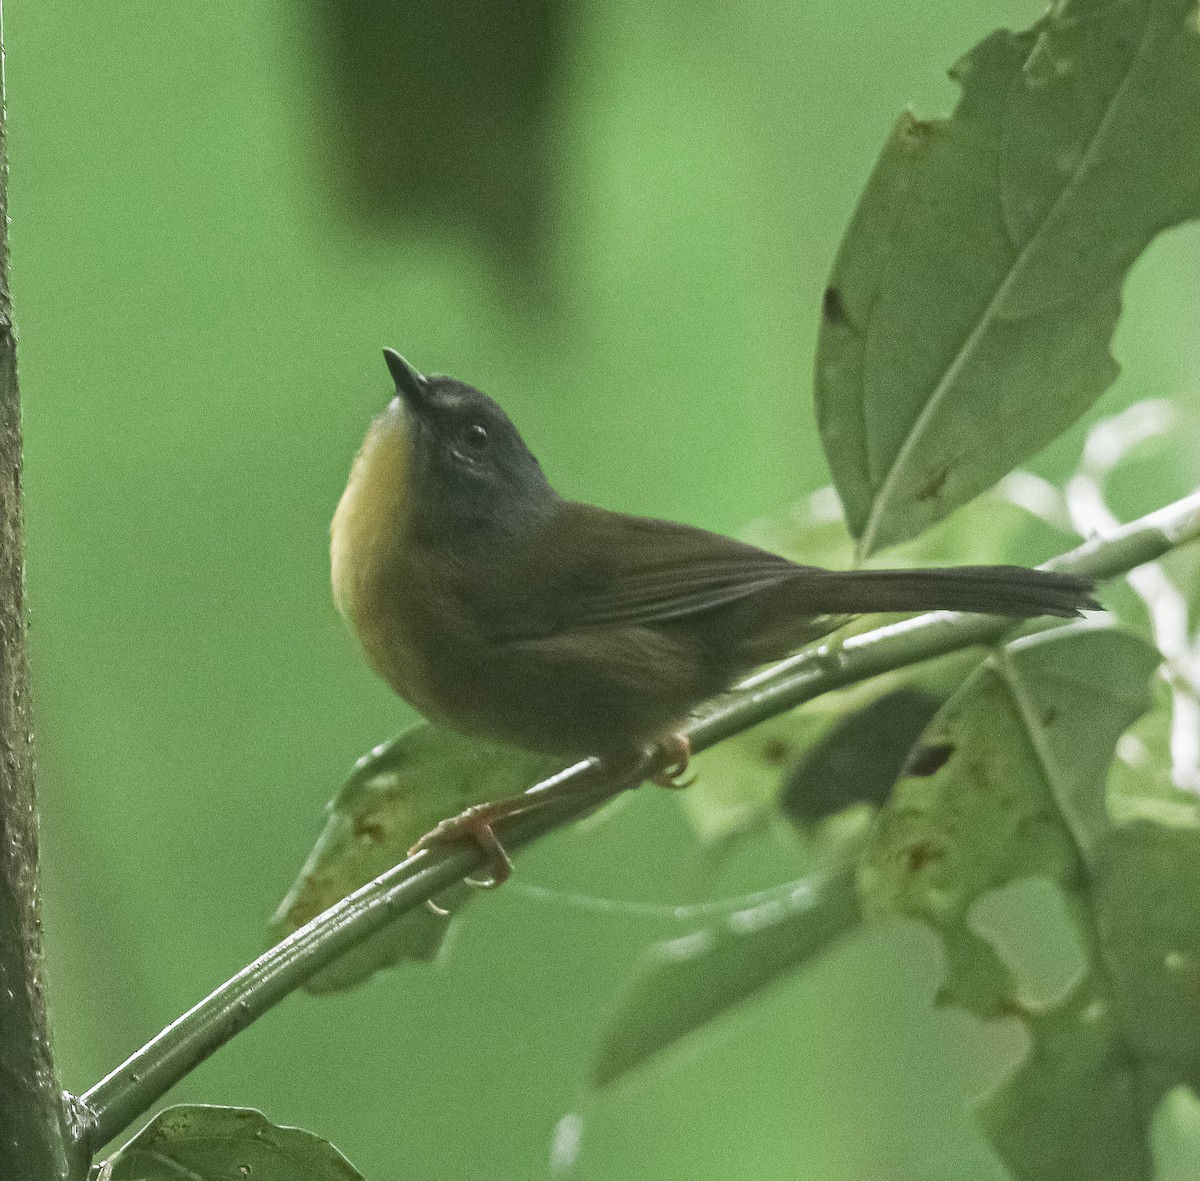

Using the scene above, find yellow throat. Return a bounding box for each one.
[330,397,410,634]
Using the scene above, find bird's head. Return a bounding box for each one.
[364,349,557,550]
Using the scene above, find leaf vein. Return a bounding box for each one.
[859,4,1158,554]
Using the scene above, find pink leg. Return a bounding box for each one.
[410,732,698,894]
[409,796,542,888]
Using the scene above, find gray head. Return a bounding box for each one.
[383,349,558,547]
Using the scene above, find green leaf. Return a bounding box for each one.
[779,685,949,827]
[592,863,861,1087]
[1091,821,1200,1100]
[980,980,1149,1181]
[270,723,557,992]
[815,0,1200,555]
[980,820,1200,1180]
[859,624,1158,986]
[997,627,1164,857]
[861,624,1163,1180]
[861,627,1127,956]
[95,1105,363,1180]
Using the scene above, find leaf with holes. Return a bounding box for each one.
[270,723,557,992]
[980,819,1200,1179]
[815,0,1200,555]
[94,1105,363,1181]
[861,623,1163,1181]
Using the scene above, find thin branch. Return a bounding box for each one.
[0,4,78,1176]
[75,486,1200,1156]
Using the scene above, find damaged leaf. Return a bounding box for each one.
[863,623,1168,1181]
[816,0,1200,555]
[270,723,556,991]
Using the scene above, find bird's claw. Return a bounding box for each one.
[647,732,696,789]
[410,733,697,904]
[409,803,517,891]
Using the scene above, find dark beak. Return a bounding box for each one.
[383,348,428,409]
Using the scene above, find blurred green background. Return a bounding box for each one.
[8,1,1199,1178]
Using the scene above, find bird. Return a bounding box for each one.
[331,349,1099,880]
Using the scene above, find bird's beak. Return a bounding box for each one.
[383,348,429,411]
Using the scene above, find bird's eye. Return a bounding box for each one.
[460,423,489,452]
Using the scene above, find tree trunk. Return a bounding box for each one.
[0,3,75,1174]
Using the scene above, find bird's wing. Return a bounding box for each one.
[576,551,800,625]
[484,505,804,638]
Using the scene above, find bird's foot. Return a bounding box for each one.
[409,797,536,890]
[646,732,695,789]
[410,735,696,901]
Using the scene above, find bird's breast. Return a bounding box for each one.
[330,402,434,699]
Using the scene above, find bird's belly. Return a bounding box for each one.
[346,563,732,760]
[422,624,730,761]
[357,617,442,719]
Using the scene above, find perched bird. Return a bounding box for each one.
[331,350,1098,875]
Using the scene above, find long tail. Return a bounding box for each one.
[784,564,1099,619]
[733,565,1099,666]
